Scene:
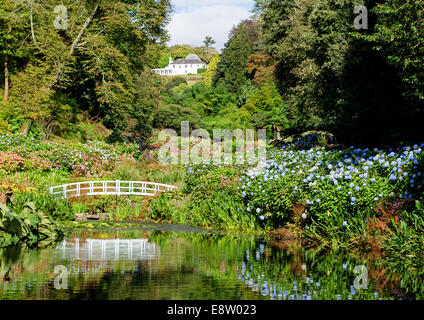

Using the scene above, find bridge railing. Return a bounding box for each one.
[56,238,159,261]
[48,180,179,199]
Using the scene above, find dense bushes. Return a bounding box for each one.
[148,188,257,231]
[153,104,203,132]
[165,77,188,96]
[12,192,74,221]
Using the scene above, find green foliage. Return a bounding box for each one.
[216,24,252,94]
[153,104,203,132]
[363,1,424,104]
[157,50,172,68]
[259,0,418,143]
[1,0,172,138]
[0,118,11,134]
[185,189,257,231]
[203,36,216,48]
[382,199,424,269]
[165,76,188,95]
[12,192,74,221]
[184,165,238,193]
[203,54,220,87]
[243,77,289,133]
[111,158,142,181]
[148,189,257,231]
[0,198,64,248]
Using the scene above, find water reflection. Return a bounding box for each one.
[0,228,422,300]
[56,238,159,261]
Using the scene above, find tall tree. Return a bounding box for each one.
[2,0,171,138]
[215,24,252,94]
[259,0,410,143]
[363,1,424,104]
[0,1,29,102]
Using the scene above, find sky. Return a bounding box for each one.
[167,0,255,51]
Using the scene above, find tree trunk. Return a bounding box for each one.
[4,53,8,102]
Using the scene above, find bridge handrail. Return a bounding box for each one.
[48,180,179,199]
[49,181,178,190]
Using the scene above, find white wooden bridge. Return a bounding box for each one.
[56,238,159,261]
[48,180,178,199]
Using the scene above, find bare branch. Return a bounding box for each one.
[69,3,99,57]
[30,6,39,49]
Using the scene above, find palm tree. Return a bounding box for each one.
[203,36,216,48]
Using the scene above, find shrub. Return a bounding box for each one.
[12,192,74,221]
[153,104,203,132]
[0,119,11,134]
[0,152,26,174]
[112,158,142,181]
[0,199,64,248]
[165,76,188,95]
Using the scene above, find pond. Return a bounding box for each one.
[0,224,422,300]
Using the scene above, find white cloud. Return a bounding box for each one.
[167,4,252,51]
[172,0,253,11]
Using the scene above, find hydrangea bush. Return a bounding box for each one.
[183,142,424,237]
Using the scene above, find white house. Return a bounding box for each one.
[152,54,208,76]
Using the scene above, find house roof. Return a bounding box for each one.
[170,54,207,65]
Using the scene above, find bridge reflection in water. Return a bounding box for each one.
[56,239,160,261]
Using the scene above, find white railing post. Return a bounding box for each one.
[77,183,80,197]
[89,181,93,194]
[63,185,67,199]
[103,181,106,194]
[116,180,120,195]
